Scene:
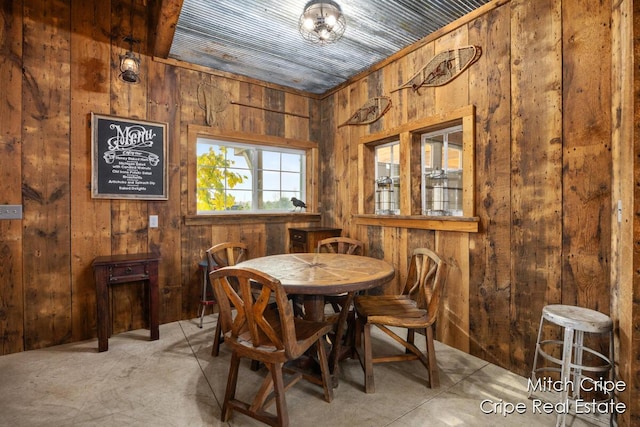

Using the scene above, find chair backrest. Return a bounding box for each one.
[209,266,302,360]
[206,242,248,271]
[403,248,449,325]
[317,237,364,255]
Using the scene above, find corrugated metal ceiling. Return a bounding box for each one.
[169,0,491,94]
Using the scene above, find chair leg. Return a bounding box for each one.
[329,292,354,378]
[354,315,362,349]
[425,325,439,388]
[363,323,375,393]
[316,338,334,402]
[212,317,223,356]
[221,352,241,422]
[406,329,415,354]
[270,362,289,427]
[345,310,357,358]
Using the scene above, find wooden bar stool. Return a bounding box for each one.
[197,259,216,328]
[529,304,615,427]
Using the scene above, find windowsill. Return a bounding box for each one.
[184,212,321,226]
[354,214,479,232]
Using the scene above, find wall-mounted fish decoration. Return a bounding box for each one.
[391,45,482,93]
[338,96,392,128]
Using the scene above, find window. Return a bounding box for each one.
[374,141,400,215]
[421,125,463,216]
[356,105,477,232]
[197,138,305,213]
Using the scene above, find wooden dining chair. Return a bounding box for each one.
[354,247,449,393]
[205,241,248,357]
[316,236,364,256]
[210,266,333,427]
[316,237,364,372]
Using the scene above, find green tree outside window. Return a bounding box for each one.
[197,146,246,211]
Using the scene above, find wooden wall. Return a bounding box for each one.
[0,0,638,424]
[0,0,322,354]
[322,0,607,368]
[319,0,636,424]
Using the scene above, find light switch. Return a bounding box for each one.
[149,215,158,228]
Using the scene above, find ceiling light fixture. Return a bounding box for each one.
[299,0,346,45]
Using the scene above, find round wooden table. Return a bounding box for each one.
[237,252,395,387]
[237,252,395,320]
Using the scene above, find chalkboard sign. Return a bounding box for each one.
[91,113,168,200]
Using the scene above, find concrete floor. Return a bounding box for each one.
[0,317,610,426]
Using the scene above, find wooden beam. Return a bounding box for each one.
[611,0,636,424]
[152,0,183,58]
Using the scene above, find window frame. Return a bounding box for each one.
[185,125,319,224]
[196,138,307,214]
[356,105,478,232]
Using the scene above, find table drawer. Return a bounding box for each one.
[109,263,149,281]
[290,231,307,243]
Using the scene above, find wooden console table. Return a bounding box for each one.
[93,253,160,352]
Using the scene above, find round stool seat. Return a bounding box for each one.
[542,304,612,334]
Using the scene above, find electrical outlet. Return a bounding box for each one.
[0,205,23,220]
[149,215,158,228]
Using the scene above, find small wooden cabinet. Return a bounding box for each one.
[288,227,342,253]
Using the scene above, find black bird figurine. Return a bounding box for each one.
[290,197,307,211]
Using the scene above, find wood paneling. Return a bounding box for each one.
[109,0,151,335]
[0,0,25,354]
[612,0,638,424]
[147,59,181,323]
[509,0,563,374]
[468,3,513,367]
[561,0,614,388]
[22,0,73,349]
[562,0,611,312]
[1,0,638,423]
[436,231,469,352]
[70,0,112,342]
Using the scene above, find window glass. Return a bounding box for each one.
[374,141,400,215]
[421,126,463,216]
[197,138,305,213]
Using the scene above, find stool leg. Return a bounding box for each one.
[199,267,208,328]
[609,331,616,426]
[528,315,545,399]
[558,326,574,427]
[573,330,584,400]
[198,303,206,328]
